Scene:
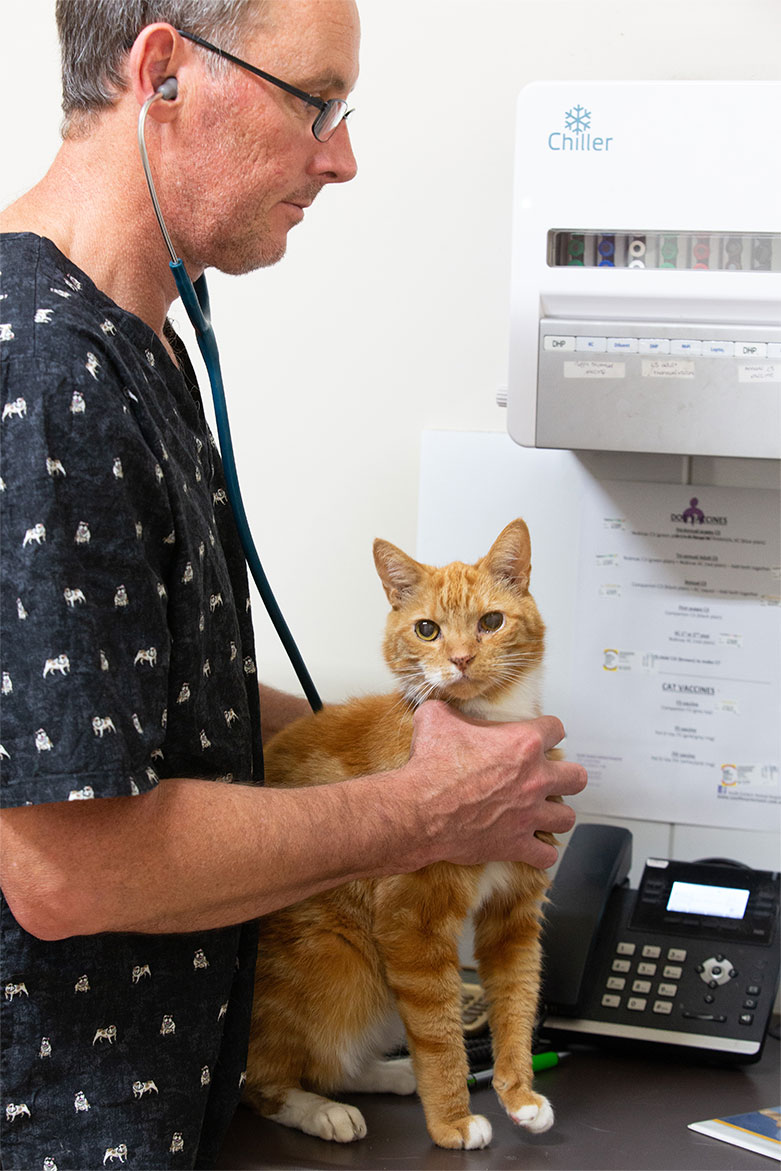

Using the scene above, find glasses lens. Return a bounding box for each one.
[313,99,349,142]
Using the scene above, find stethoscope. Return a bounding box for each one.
[138,78,322,711]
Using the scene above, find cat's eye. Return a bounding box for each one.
[415,620,440,641]
[478,611,504,633]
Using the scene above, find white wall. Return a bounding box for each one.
[4,0,780,703]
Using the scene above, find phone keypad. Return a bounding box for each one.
[597,939,770,1034]
[599,942,720,1022]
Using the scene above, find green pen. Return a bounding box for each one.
[466,1051,569,1089]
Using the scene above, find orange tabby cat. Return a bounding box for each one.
[243,518,555,1150]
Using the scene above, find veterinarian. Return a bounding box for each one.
[0,2,587,1167]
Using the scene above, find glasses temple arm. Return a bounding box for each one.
[176,29,324,112]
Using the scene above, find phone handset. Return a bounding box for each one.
[541,823,632,1011]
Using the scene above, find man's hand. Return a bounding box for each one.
[405,700,587,870]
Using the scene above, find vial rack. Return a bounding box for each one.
[549,231,780,272]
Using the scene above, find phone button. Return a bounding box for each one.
[699,956,735,985]
[616,941,636,956]
[637,962,658,977]
[653,1000,674,1015]
[627,997,647,1012]
[663,965,683,980]
[612,959,631,974]
[632,980,652,995]
[667,948,687,963]
[641,945,661,959]
[601,994,621,1009]
[606,977,626,991]
[657,983,678,998]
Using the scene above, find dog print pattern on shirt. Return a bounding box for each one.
[0,232,263,1170]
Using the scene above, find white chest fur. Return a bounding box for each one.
[459,663,545,724]
[473,861,517,908]
[459,664,546,910]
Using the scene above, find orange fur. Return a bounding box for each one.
[244,519,556,1149]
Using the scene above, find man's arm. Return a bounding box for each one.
[0,702,585,941]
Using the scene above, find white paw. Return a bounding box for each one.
[510,1095,554,1134]
[465,1115,493,1149]
[305,1101,367,1143]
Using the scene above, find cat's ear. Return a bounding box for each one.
[373,539,423,608]
[482,518,532,593]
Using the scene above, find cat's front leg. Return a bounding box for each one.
[375,870,492,1150]
[473,888,554,1135]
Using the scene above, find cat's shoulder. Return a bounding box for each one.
[264,692,415,785]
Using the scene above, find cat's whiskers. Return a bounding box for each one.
[390,653,543,713]
[390,668,450,711]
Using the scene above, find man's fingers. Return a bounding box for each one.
[524,836,560,869]
[538,799,578,836]
[545,759,588,798]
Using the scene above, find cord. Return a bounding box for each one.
[137,88,322,712]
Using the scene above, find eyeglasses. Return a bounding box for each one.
[177,29,353,142]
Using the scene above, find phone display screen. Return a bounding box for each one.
[667,881,750,920]
[630,859,777,943]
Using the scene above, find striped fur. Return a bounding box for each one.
[244,519,555,1149]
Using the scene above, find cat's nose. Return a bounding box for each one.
[450,654,475,673]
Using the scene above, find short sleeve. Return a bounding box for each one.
[0,352,176,806]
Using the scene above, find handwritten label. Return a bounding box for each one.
[641,359,696,379]
[738,364,781,384]
[564,361,625,380]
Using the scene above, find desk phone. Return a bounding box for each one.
[541,825,780,1061]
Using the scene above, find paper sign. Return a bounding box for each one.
[567,480,781,830]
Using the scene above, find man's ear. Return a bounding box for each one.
[127,23,187,122]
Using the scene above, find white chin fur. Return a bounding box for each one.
[459,664,545,723]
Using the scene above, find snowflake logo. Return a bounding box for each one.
[564,105,591,133]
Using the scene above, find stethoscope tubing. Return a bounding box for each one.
[138,91,323,712]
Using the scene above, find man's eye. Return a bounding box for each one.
[415,620,440,641]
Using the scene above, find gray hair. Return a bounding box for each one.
[56,0,269,135]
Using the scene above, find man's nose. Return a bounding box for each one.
[315,122,358,184]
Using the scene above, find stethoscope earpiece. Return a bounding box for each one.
[157,76,178,101]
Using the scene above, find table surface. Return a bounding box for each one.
[217,1024,780,1170]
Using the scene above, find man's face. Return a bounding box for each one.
[166,0,360,274]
